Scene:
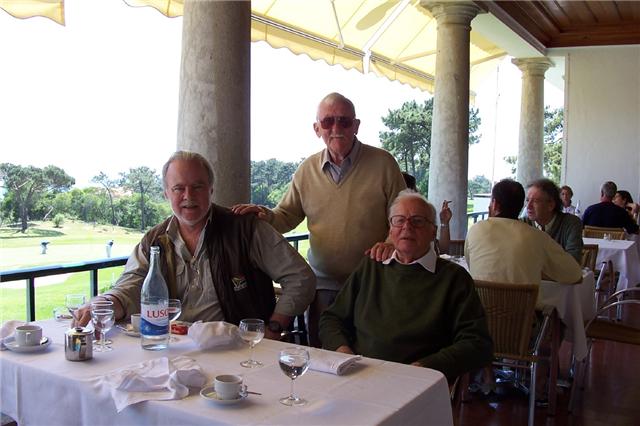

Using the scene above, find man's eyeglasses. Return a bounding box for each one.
[389,215,433,228]
[318,116,354,130]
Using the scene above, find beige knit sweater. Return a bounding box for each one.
[264,142,406,290]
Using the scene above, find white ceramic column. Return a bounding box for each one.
[512,57,553,187]
[422,1,481,239]
[177,0,251,206]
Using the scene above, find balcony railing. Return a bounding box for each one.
[0,233,311,322]
[1,212,488,321]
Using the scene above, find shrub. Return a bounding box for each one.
[53,214,65,228]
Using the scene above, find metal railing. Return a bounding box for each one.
[0,233,311,321]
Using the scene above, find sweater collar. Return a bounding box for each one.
[383,247,437,272]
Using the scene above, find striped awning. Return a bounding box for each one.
[0,0,507,93]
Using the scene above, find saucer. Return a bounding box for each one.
[116,324,140,337]
[4,337,51,353]
[200,386,248,405]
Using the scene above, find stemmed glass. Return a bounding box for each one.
[168,299,182,342]
[91,307,115,352]
[91,300,114,345]
[65,294,86,322]
[239,318,265,368]
[278,347,310,406]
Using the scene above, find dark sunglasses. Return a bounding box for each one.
[318,116,354,130]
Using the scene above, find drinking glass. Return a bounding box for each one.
[65,294,86,322]
[239,318,265,368]
[168,299,182,342]
[91,300,114,345]
[91,308,115,352]
[278,347,310,406]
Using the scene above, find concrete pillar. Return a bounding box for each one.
[512,57,553,186]
[422,1,481,239]
[177,0,251,207]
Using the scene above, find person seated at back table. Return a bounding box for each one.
[319,189,493,382]
[522,178,583,262]
[74,151,316,340]
[560,185,578,215]
[582,181,639,234]
[613,190,640,224]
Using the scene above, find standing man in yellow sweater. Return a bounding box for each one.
[233,92,406,346]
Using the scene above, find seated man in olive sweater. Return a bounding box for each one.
[319,190,493,382]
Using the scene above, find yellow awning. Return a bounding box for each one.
[0,0,506,94]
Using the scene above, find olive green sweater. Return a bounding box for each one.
[319,257,493,381]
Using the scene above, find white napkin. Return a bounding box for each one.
[99,356,206,412]
[0,320,27,350]
[308,348,362,376]
[188,321,240,350]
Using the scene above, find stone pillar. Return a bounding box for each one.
[422,1,481,239]
[177,0,251,206]
[512,57,553,186]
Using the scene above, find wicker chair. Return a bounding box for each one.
[569,288,640,411]
[580,244,598,271]
[582,225,626,240]
[474,280,558,426]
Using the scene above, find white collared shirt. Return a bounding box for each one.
[382,247,437,273]
[535,214,556,233]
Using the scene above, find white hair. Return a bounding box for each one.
[389,189,437,223]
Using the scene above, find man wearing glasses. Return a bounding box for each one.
[233,92,406,346]
[319,190,493,382]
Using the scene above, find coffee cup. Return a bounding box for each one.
[15,325,43,346]
[214,374,244,400]
[130,314,141,332]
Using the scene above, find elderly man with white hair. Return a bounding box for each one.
[319,190,493,382]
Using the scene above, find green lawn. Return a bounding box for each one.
[1,220,143,321]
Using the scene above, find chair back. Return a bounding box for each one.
[582,225,626,240]
[448,240,465,257]
[581,244,599,271]
[474,280,538,359]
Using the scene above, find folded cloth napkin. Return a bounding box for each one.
[308,348,362,376]
[99,356,206,412]
[188,321,240,350]
[0,320,27,350]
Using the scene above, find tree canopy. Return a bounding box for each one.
[0,163,75,232]
[119,167,163,231]
[380,98,481,195]
[250,159,300,208]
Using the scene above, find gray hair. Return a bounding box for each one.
[161,151,214,189]
[601,181,617,199]
[317,92,356,119]
[389,189,437,223]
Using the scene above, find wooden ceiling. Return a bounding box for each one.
[480,1,640,48]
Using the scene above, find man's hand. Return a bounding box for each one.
[336,345,355,355]
[365,242,394,262]
[440,200,452,225]
[264,329,283,340]
[231,204,268,219]
[72,304,92,328]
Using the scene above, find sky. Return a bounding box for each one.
[0,0,563,188]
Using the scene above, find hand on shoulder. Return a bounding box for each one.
[231,204,268,219]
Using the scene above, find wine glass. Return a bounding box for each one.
[278,347,310,406]
[168,299,182,342]
[239,318,265,368]
[91,300,114,345]
[91,308,115,352]
[65,294,86,322]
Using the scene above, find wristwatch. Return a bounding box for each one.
[267,320,284,334]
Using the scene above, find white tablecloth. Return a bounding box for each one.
[583,237,640,290]
[539,271,596,360]
[0,320,453,426]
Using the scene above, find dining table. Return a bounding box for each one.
[0,320,453,426]
[583,237,640,291]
